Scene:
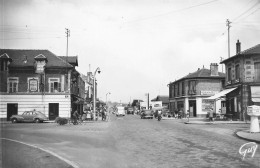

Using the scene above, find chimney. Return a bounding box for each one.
[236,39,241,54]
[210,63,219,76]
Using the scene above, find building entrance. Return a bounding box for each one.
[7,103,18,121]
[49,103,59,120]
[189,100,197,117]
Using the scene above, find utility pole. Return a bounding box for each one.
[220,56,224,73]
[147,93,149,109]
[226,19,231,58]
[65,28,70,57]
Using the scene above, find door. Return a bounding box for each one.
[49,103,59,120]
[7,103,18,121]
[189,100,197,117]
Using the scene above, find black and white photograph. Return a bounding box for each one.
[1,0,260,167]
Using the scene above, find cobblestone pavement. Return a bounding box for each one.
[2,115,260,168]
[109,115,260,168]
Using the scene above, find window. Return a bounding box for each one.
[49,78,61,93]
[188,80,196,94]
[8,77,18,93]
[235,64,240,80]
[174,84,177,97]
[182,82,185,95]
[227,67,232,81]
[254,62,260,82]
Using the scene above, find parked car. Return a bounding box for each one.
[140,110,153,119]
[127,107,134,114]
[10,111,49,123]
[116,106,126,117]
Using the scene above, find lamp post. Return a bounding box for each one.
[106,92,111,106]
[93,67,101,121]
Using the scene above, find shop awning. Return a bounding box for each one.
[251,86,260,102]
[204,87,237,100]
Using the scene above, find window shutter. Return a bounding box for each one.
[58,83,61,92]
[51,83,54,92]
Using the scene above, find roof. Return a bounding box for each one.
[0,49,73,68]
[170,68,225,85]
[151,95,169,103]
[221,44,260,64]
[59,56,78,66]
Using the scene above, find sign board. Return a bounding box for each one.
[29,79,38,92]
[247,105,260,116]
[201,91,219,95]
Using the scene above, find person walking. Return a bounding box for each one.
[72,110,79,125]
[209,108,214,122]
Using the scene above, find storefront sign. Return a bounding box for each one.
[247,105,260,116]
[202,99,214,112]
[201,91,219,95]
[29,79,38,92]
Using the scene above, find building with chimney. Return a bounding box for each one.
[0,49,85,121]
[220,40,260,121]
[168,63,225,118]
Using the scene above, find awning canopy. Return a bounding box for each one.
[204,87,237,100]
[251,86,260,102]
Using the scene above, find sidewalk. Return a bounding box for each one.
[183,117,260,143]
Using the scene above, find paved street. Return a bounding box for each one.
[2,114,260,168]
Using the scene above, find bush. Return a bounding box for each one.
[55,117,68,125]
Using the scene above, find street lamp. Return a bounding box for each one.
[93,67,101,121]
[106,92,111,106]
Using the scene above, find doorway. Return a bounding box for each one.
[189,100,197,117]
[49,103,59,120]
[7,103,18,121]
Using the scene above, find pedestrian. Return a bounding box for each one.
[209,108,214,122]
[72,110,79,124]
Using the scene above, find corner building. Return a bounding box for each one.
[168,63,225,118]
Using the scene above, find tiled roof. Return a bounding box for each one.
[171,68,225,84]
[221,44,260,64]
[59,56,78,66]
[0,49,73,68]
[151,95,169,103]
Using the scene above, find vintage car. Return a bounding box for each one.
[10,111,49,123]
[127,107,134,115]
[140,110,153,119]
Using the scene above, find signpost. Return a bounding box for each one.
[247,105,260,133]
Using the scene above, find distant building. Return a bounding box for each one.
[168,63,225,118]
[220,40,260,121]
[151,95,169,108]
[0,49,85,120]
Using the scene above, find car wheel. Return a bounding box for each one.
[11,118,17,123]
[35,118,40,123]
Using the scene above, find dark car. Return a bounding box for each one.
[127,107,134,114]
[140,110,153,119]
[10,111,49,123]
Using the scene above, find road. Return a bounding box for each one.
[2,114,260,168]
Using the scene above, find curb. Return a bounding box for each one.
[235,130,260,144]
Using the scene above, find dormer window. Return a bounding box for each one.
[0,53,12,71]
[34,54,47,74]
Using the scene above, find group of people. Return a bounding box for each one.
[71,105,109,124]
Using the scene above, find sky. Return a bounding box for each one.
[1,0,260,103]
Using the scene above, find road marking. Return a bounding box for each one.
[1,138,79,168]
